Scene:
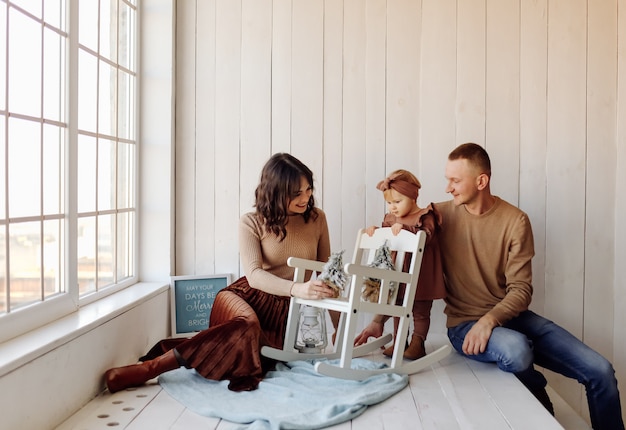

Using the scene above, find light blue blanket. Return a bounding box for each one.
[159,358,408,430]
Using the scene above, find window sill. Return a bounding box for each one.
[0,282,169,378]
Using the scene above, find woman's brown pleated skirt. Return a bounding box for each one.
[140,277,290,391]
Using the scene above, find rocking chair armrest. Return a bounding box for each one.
[287,257,327,273]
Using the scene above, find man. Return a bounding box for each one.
[356,143,624,429]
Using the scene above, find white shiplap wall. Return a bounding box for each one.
[173,0,625,422]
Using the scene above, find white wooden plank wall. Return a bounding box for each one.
[518,0,548,318]
[544,0,589,414]
[485,0,520,203]
[582,0,618,420]
[418,0,454,207]
[585,0,617,355]
[617,3,626,425]
[173,0,626,423]
[341,0,367,248]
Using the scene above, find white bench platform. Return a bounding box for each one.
[56,334,590,429]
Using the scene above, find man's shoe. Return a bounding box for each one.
[531,387,555,416]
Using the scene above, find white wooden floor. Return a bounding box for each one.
[56,335,591,430]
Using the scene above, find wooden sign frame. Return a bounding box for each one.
[170,274,231,337]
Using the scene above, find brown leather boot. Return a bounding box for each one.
[403,334,426,360]
[104,349,181,393]
[382,316,401,357]
[382,338,409,358]
[382,344,394,357]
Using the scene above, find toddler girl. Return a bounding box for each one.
[364,169,446,359]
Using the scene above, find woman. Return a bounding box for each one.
[104,153,337,392]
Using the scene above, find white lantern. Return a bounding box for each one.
[295,305,328,353]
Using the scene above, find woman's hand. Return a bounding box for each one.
[353,321,384,346]
[290,280,336,300]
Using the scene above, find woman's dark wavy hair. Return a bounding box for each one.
[254,153,318,240]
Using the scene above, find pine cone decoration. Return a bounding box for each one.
[361,241,396,303]
[361,278,381,303]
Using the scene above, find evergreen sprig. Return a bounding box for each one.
[318,250,348,298]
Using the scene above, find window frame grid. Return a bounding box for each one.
[0,0,138,341]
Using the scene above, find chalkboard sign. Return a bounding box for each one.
[170,274,231,337]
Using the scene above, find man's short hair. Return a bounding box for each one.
[448,142,491,177]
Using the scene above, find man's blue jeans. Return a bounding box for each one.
[447,310,624,430]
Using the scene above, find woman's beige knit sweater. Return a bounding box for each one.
[238,209,331,296]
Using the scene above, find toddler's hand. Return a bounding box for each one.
[391,223,403,235]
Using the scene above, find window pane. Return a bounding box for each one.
[0,118,5,218]
[116,211,133,281]
[98,214,114,287]
[98,61,117,136]
[0,5,6,111]
[117,142,134,209]
[118,70,135,140]
[98,138,115,211]
[78,216,96,295]
[9,222,41,311]
[8,9,42,117]
[0,227,5,314]
[43,219,64,299]
[8,118,41,219]
[43,124,64,215]
[77,134,96,213]
[10,0,42,20]
[78,0,98,52]
[101,0,118,62]
[78,50,98,133]
[44,0,66,31]
[43,27,65,122]
[118,2,134,70]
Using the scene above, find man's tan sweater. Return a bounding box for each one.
[435,197,534,328]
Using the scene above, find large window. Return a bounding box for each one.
[0,0,137,342]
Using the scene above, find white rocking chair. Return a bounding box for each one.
[262,227,451,380]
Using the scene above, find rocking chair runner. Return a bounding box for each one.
[261,227,451,380]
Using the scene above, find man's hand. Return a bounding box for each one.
[462,315,498,355]
[354,321,384,346]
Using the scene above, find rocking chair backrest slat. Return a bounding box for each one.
[351,228,423,306]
